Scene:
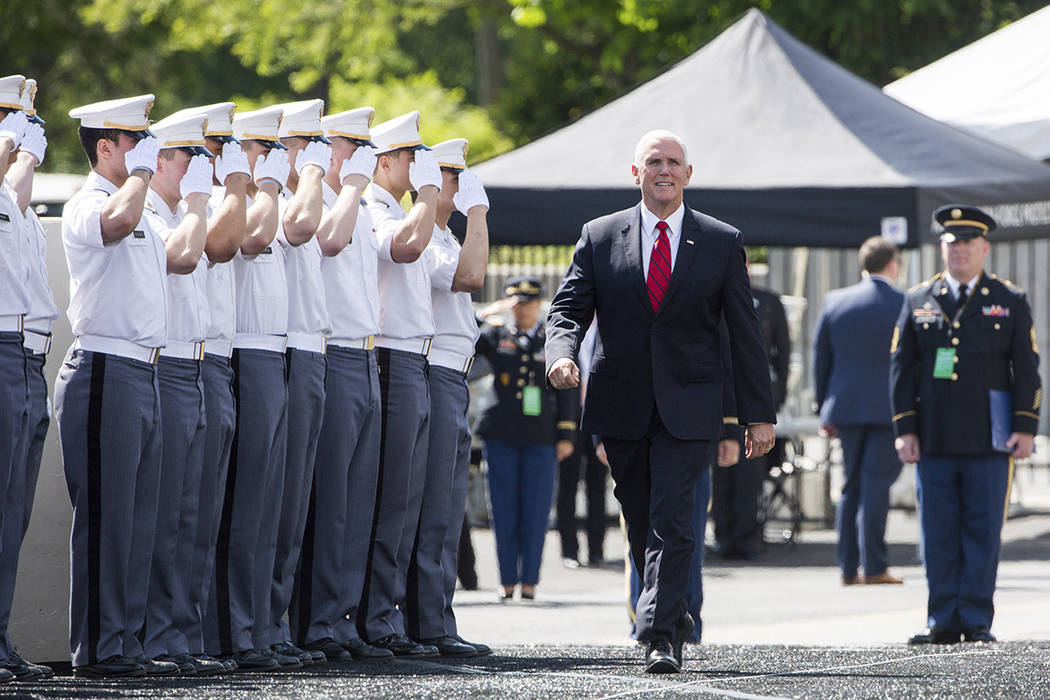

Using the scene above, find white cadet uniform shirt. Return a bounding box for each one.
[144,188,210,344]
[2,181,57,333]
[0,182,29,318]
[276,189,331,349]
[424,225,479,371]
[204,187,236,355]
[61,171,168,347]
[364,182,435,349]
[232,193,288,344]
[320,181,380,343]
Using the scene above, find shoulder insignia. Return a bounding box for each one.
[908,272,942,293]
[990,274,1023,292]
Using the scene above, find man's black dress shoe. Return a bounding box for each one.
[419,635,477,657]
[645,641,681,674]
[342,637,394,660]
[264,646,303,670]
[372,634,437,657]
[963,628,997,643]
[153,653,196,675]
[908,628,962,645]
[173,653,224,676]
[133,655,179,676]
[74,655,146,679]
[451,634,491,656]
[0,668,12,682]
[304,637,352,662]
[672,612,695,665]
[273,641,322,666]
[223,649,280,672]
[2,650,55,680]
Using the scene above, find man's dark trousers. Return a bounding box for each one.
[604,406,707,643]
[836,425,902,578]
[556,432,607,563]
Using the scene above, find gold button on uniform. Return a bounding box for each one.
[519,367,527,374]
[923,323,929,330]
[521,354,528,362]
[515,392,522,399]
[953,321,960,329]
[951,373,958,381]
[517,379,525,386]
[954,355,959,364]
[951,337,960,346]
[994,323,1001,330]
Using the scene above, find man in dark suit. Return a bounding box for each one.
[546,130,776,674]
[814,236,905,586]
[891,205,1039,645]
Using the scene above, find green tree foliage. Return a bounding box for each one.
[1,0,1045,171]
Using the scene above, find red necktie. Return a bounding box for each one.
[646,220,672,312]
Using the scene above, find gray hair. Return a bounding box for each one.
[633,130,690,167]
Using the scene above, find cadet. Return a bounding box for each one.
[891,205,1040,645]
[170,101,250,673]
[59,94,177,678]
[404,138,490,656]
[266,99,331,667]
[475,277,579,602]
[0,75,55,682]
[138,109,223,676]
[288,106,391,661]
[360,111,442,656]
[207,105,291,672]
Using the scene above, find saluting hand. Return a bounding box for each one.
[744,423,775,459]
[547,357,580,390]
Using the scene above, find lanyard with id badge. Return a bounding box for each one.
[519,332,543,416]
[934,286,971,380]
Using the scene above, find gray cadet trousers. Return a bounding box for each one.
[206,348,287,656]
[359,347,429,642]
[269,348,326,644]
[191,354,236,655]
[0,336,30,662]
[289,345,380,646]
[405,364,471,640]
[55,348,163,666]
[143,356,206,658]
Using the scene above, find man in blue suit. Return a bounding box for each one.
[813,236,905,586]
[546,130,776,674]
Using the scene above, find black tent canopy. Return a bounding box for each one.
[473,9,1050,248]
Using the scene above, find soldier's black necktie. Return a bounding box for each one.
[958,283,968,305]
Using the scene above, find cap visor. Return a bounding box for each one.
[353,138,376,148]
[413,143,431,151]
[262,139,287,150]
[27,114,45,125]
[189,145,213,156]
[126,128,154,140]
[209,134,240,144]
[309,134,332,145]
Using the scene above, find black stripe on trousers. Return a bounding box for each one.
[86,352,107,665]
[213,350,241,655]
[405,517,423,640]
[358,347,392,638]
[291,479,317,644]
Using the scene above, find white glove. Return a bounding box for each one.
[453,169,489,215]
[0,111,29,148]
[180,154,214,199]
[408,149,442,192]
[294,140,331,176]
[213,141,250,186]
[253,148,290,191]
[125,136,160,176]
[339,145,377,184]
[18,123,47,165]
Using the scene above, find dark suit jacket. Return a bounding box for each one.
[813,277,904,427]
[752,287,790,411]
[545,203,776,441]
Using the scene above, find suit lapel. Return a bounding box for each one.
[656,208,702,315]
[620,204,652,314]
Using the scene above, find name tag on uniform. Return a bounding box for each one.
[0,213,9,223]
[522,385,541,416]
[933,347,956,379]
[129,229,148,246]
[133,230,145,238]
[261,246,273,254]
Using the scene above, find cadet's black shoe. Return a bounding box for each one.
[418,636,477,658]
[134,655,180,676]
[176,654,225,676]
[153,653,196,675]
[224,649,280,672]
[372,634,435,657]
[645,641,680,674]
[303,637,352,662]
[672,613,695,666]
[908,628,962,645]
[272,641,321,666]
[963,628,997,643]
[198,653,237,673]
[263,647,303,670]
[74,655,146,679]
[3,650,55,681]
[451,634,491,656]
[0,668,13,682]
[342,637,394,660]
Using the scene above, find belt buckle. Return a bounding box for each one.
[365,335,375,351]
[149,347,160,365]
[43,334,52,355]
[464,356,474,375]
[321,337,328,355]
[18,315,24,333]
[195,341,205,361]
[422,337,433,357]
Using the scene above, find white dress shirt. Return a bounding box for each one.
[365,183,436,348]
[0,183,29,319]
[232,193,288,347]
[61,171,168,347]
[144,188,210,344]
[944,270,981,302]
[2,181,57,334]
[639,202,685,279]
[204,188,236,356]
[425,225,480,370]
[320,181,381,343]
[277,189,332,350]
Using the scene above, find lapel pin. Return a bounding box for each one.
[685,239,694,245]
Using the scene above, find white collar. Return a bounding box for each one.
[640,201,685,240]
[944,270,982,297]
[366,182,402,210]
[87,170,119,195]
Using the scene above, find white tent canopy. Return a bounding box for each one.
[884,5,1050,161]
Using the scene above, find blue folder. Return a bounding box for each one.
[989,390,1013,453]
